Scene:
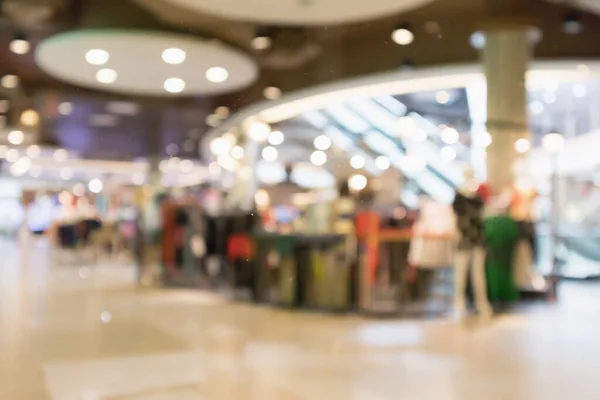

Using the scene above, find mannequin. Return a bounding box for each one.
[452,167,493,319]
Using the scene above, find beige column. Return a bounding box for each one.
[483,26,531,193]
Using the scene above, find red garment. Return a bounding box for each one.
[227,234,254,260]
[477,183,492,203]
[355,211,380,237]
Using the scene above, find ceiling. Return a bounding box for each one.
[2,0,600,162]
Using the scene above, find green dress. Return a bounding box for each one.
[484,216,520,302]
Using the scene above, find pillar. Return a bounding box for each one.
[483,26,531,193]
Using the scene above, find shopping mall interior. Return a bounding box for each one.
[3,0,600,398]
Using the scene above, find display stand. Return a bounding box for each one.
[252,232,352,312]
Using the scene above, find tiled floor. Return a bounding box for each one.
[2,238,600,399]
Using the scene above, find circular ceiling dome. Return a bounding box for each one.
[35,30,258,96]
[162,0,434,25]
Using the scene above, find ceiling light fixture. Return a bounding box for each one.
[9,33,30,55]
[375,156,390,171]
[205,114,221,127]
[85,49,109,65]
[435,90,450,105]
[514,138,531,154]
[206,67,229,83]
[88,178,104,194]
[1,74,19,89]
[96,68,117,84]
[252,28,273,50]
[264,86,282,100]
[348,174,368,192]
[563,10,582,35]
[310,150,327,166]
[164,77,186,93]
[8,130,24,145]
[268,130,285,146]
[162,48,186,64]
[441,127,459,144]
[350,155,366,169]
[58,102,73,115]
[469,31,485,50]
[20,109,39,127]
[215,106,230,119]
[391,24,414,46]
[248,121,271,142]
[262,146,278,162]
[314,135,332,151]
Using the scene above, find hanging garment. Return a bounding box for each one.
[453,192,485,250]
[409,201,456,268]
[484,216,520,302]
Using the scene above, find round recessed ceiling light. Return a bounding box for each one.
[206,67,229,83]
[20,109,39,127]
[310,150,327,166]
[162,48,186,64]
[435,90,450,105]
[262,146,278,162]
[58,102,73,115]
[268,130,285,146]
[264,86,282,100]
[88,178,104,194]
[391,25,414,45]
[441,127,459,144]
[314,135,332,151]
[350,155,366,169]
[248,121,271,142]
[348,174,368,192]
[164,78,186,93]
[205,114,221,127]
[8,130,24,145]
[96,68,117,84]
[215,106,230,119]
[375,155,390,171]
[1,74,19,89]
[85,49,109,65]
[10,39,30,55]
[514,138,531,154]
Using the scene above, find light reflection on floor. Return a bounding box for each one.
[1,238,600,399]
